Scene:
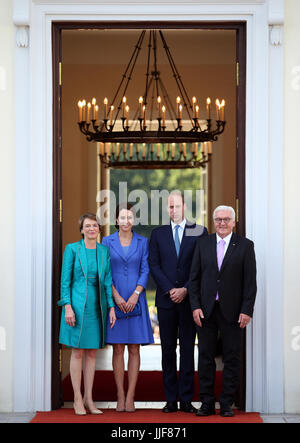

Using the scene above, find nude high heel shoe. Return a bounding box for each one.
[84,402,103,415]
[73,402,87,416]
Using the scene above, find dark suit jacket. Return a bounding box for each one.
[189,232,257,323]
[149,221,208,309]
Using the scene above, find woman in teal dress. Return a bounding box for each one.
[58,213,116,416]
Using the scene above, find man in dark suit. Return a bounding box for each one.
[189,205,257,417]
[149,191,208,413]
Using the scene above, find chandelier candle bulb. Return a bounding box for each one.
[157,143,160,158]
[142,143,146,158]
[176,96,181,118]
[194,142,198,157]
[192,96,197,117]
[116,143,120,157]
[95,105,99,121]
[208,142,212,154]
[104,97,108,119]
[125,105,129,127]
[162,105,166,127]
[172,143,175,158]
[195,105,199,119]
[87,102,91,123]
[92,98,96,119]
[183,143,186,157]
[139,96,143,118]
[110,106,114,126]
[221,100,225,121]
[129,143,133,158]
[157,96,161,117]
[78,101,83,122]
[216,99,221,120]
[122,96,127,117]
[206,97,211,120]
[179,104,183,120]
[82,100,86,121]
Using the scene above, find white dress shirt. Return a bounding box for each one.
[171,218,186,244]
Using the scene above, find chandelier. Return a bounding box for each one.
[77,30,226,169]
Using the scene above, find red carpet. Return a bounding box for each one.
[62,370,222,401]
[31,408,262,423]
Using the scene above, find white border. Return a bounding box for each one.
[13,0,284,413]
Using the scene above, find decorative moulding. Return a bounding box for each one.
[15,26,29,48]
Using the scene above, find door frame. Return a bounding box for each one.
[13,0,284,414]
[52,20,246,410]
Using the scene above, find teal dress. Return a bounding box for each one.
[58,239,114,349]
[79,249,100,348]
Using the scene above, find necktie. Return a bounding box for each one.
[216,239,226,300]
[174,225,180,256]
[217,238,226,270]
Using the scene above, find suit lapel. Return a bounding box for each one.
[126,231,139,261]
[177,220,194,261]
[211,234,219,270]
[77,239,88,279]
[109,231,127,262]
[96,242,104,279]
[167,223,179,259]
[219,233,238,273]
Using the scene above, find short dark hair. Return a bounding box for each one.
[115,203,136,230]
[78,213,101,238]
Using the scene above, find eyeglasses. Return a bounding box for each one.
[214,217,232,224]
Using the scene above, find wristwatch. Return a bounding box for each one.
[134,290,141,296]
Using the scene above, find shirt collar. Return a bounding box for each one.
[171,218,186,231]
[216,231,233,245]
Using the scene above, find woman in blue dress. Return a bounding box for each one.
[102,203,154,412]
[58,213,116,415]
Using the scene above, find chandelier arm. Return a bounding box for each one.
[158,30,194,126]
[152,31,161,100]
[143,30,153,106]
[112,30,146,114]
[149,76,156,129]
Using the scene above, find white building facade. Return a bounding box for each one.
[0,0,299,414]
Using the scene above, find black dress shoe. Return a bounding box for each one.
[179,401,197,413]
[220,405,235,417]
[196,404,216,416]
[162,401,178,413]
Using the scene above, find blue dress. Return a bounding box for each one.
[102,231,154,345]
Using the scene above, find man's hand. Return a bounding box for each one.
[192,308,204,327]
[169,287,187,304]
[238,313,251,328]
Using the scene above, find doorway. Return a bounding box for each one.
[52,22,246,410]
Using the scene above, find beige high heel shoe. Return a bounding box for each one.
[84,402,103,415]
[73,402,87,416]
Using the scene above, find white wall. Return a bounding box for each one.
[284,0,300,414]
[0,0,15,412]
